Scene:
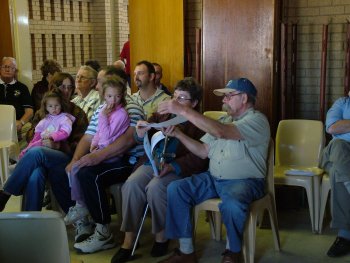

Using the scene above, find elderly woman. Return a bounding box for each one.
[109,77,209,262]
[71,65,100,121]
[0,72,88,211]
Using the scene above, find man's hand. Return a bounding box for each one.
[158,100,183,115]
[74,151,104,168]
[136,120,151,138]
[161,125,181,138]
[158,163,175,177]
[16,120,22,132]
[66,159,78,174]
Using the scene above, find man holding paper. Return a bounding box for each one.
[111,77,208,263]
[157,78,270,263]
[320,95,350,258]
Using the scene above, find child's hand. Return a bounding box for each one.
[102,103,115,116]
[136,120,151,138]
[90,145,98,152]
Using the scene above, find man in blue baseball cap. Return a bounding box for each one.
[157,77,270,263]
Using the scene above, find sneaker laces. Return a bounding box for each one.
[82,229,108,244]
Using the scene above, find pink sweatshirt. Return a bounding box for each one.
[19,113,75,158]
[91,104,129,150]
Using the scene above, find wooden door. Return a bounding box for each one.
[202,0,278,126]
[0,0,14,59]
[129,0,184,93]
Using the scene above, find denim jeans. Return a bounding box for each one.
[165,171,265,252]
[4,147,71,211]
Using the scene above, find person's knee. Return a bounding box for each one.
[167,180,182,198]
[219,199,241,215]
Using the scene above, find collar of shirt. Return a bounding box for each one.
[0,78,16,85]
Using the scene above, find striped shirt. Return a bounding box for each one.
[131,88,170,119]
[71,89,100,121]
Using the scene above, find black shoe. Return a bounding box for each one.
[0,190,11,212]
[111,248,132,263]
[151,240,169,257]
[327,237,350,257]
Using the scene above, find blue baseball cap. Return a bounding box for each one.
[213,78,257,98]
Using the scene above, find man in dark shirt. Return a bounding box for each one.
[0,57,33,150]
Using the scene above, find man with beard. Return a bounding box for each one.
[131,60,170,119]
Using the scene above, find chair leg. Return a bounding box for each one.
[266,198,281,251]
[319,186,330,234]
[131,203,149,257]
[304,185,315,232]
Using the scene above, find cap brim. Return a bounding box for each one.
[213,88,235,96]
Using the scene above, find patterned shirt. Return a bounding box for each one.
[71,89,100,121]
[131,88,170,119]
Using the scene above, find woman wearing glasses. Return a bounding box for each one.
[71,65,100,121]
[109,77,209,263]
[0,72,88,211]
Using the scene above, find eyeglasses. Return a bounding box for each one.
[59,84,73,90]
[76,75,93,81]
[1,65,15,71]
[172,95,192,103]
[223,92,242,100]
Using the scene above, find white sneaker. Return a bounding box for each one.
[64,205,89,225]
[74,228,116,253]
[74,218,94,243]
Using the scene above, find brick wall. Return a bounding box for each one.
[28,0,129,84]
[284,0,350,119]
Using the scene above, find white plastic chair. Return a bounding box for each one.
[0,211,71,263]
[194,140,280,263]
[274,119,325,233]
[0,105,19,186]
[318,173,331,234]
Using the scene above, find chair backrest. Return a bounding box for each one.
[275,119,324,167]
[266,139,275,196]
[0,211,70,263]
[0,104,18,142]
[203,111,227,120]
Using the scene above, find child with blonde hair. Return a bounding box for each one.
[65,75,130,225]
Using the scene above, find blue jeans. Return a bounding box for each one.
[4,147,72,211]
[165,171,265,252]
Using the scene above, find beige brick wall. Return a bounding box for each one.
[28,0,129,84]
[284,0,350,119]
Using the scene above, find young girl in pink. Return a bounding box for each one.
[65,75,129,225]
[19,89,75,159]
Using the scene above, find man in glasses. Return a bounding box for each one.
[157,78,270,263]
[0,56,33,151]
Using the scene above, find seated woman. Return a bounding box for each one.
[110,77,209,262]
[71,65,100,121]
[0,72,88,211]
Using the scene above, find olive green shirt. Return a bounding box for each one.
[131,88,170,119]
[201,108,270,180]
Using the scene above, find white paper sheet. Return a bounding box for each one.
[142,115,187,177]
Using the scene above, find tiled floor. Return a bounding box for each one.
[3,195,350,263]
